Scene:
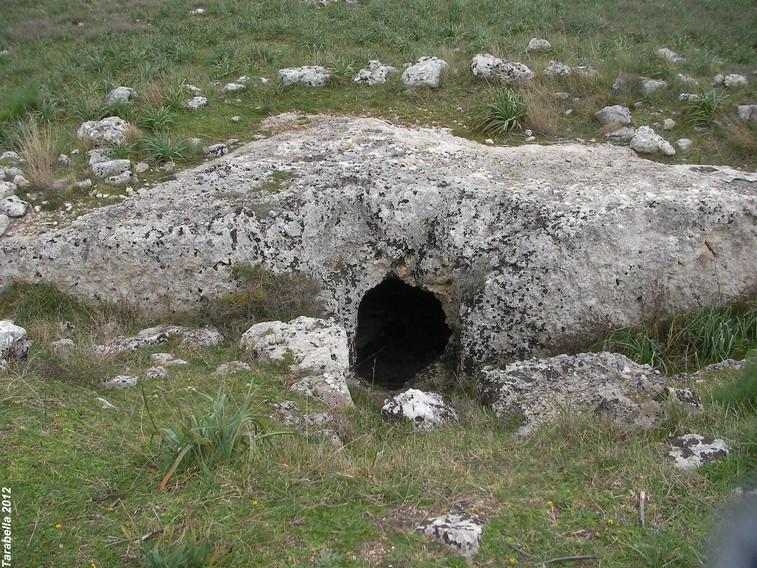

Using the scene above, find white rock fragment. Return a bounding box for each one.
[213,361,251,375]
[470,54,533,85]
[182,84,202,96]
[58,154,71,166]
[150,353,189,366]
[642,78,667,95]
[604,126,636,141]
[91,159,131,179]
[416,513,483,559]
[737,104,757,124]
[662,118,676,130]
[51,338,75,350]
[182,96,208,109]
[74,179,93,189]
[76,117,131,147]
[526,38,551,53]
[543,60,572,79]
[230,116,241,122]
[189,7,205,15]
[224,83,246,93]
[100,375,139,389]
[402,56,450,88]
[278,66,331,87]
[353,60,398,85]
[203,143,228,157]
[135,162,150,173]
[679,93,700,101]
[96,397,116,409]
[145,366,168,380]
[1,320,31,366]
[657,48,686,63]
[676,138,693,151]
[668,433,729,470]
[630,125,676,156]
[107,86,136,105]
[677,73,699,85]
[724,74,747,88]
[0,214,9,237]
[382,389,458,431]
[0,181,16,199]
[0,151,21,162]
[594,105,632,125]
[0,195,32,218]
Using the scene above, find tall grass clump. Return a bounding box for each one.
[682,92,721,126]
[472,87,528,136]
[144,133,190,164]
[710,355,757,412]
[601,301,757,374]
[140,526,231,568]
[156,389,288,492]
[16,117,58,191]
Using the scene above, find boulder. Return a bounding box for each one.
[76,117,131,147]
[402,56,449,88]
[526,38,551,53]
[724,74,748,88]
[381,389,457,431]
[477,352,666,434]
[107,86,136,104]
[737,104,757,124]
[182,96,208,109]
[0,320,31,368]
[470,54,533,85]
[241,316,352,408]
[1,115,755,373]
[604,126,636,141]
[0,196,31,218]
[630,125,676,156]
[594,105,632,125]
[642,78,667,95]
[668,434,729,470]
[278,66,331,87]
[353,60,397,85]
[91,159,131,179]
[416,513,483,559]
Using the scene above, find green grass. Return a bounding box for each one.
[1,284,756,567]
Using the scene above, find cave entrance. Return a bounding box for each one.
[354,279,452,389]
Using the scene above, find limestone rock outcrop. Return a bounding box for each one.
[1,115,756,374]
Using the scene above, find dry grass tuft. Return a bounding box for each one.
[718,115,757,157]
[17,118,58,191]
[521,81,562,136]
[125,124,142,144]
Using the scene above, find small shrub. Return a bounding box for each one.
[683,92,720,127]
[16,117,58,191]
[472,87,528,136]
[156,389,288,491]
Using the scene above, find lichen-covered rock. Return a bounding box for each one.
[182,96,208,109]
[92,159,131,179]
[279,66,331,87]
[0,320,30,368]
[145,366,168,380]
[76,117,131,147]
[402,56,449,88]
[668,434,729,469]
[737,104,757,124]
[526,38,551,53]
[94,325,222,355]
[223,83,246,93]
[100,375,139,389]
[150,353,188,366]
[241,316,352,408]
[353,60,397,85]
[213,361,252,375]
[1,115,755,373]
[416,513,483,559]
[630,125,676,156]
[107,86,136,104]
[0,181,16,199]
[381,389,457,431]
[478,352,666,434]
[0,195,31,218]
[470,54,533,84]
[543,61,572,78]
[203,143,228,157]
[594,105,632,125]
[657,48,685,63]
[724,74,748,88]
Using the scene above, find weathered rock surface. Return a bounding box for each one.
[151,353,188,366]
[182,96,208,109]
[92,159,131,179]
[526,38,551,53]
[668,433,729,469]
[0,195,31,218]
[737,104,757,124]
[241,316,352,408]
[77,117,131,147]
[100,375,139,389]
[402,56,449,88]
[94,325,223,355]
[213,361,251,375]
[470,54,533,84]
[630,125,676,156]
[0,320,30,370]
[416,513,483,559]
[477,352,666,434]
[0,181,16,199]
[381,389,457,431]
[0,214,9,237]
[107,86,136,104]
[594,105,632,125]
[1,115,756,374]
[353,60,398,85]
[279,66,331,87]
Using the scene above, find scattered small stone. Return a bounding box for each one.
[662,118,676,130]
[525,136,536,143]
[225,138,239,146]
[52,179,71,191]
[77,117,131,147]
[713,73,725,86]
[604,126,636,141]
[484,138,494,145]
[92,159,131,179]
[100,375,139,389]
[676,138,693,151]
[278,66,331,87]
[203,143,228,157]
[416,513,483,559]
[182,96,208,110]
[251,134,266,141]
[677,73,699,85]
[230,116,241,122]
[145,366,168,380]
[353,60,398,85]
[189,7,205,15]
[95,325,222,355]
[657,48,686,63]
[737,104,757,123]
[58,154,71,166]
[163,161,176,172]
[51,338,75,350]
[182,84,202,95]
[71,149,80,155]
[0,195,32,218]
[58,321,75,332]
[96,397,116,409]
[107,86,136,105]
[150,353,189,366]
[213,361,251,375]
[74,178,93,189]
[553,91,571,100]
[668,434,729,470]
[105,171,133,186]
[642,78,667,95]
[724,74,748,88]
[224,82,246,93]
[679,93,700,101]
[526,38,551,53]
[630,125,675,156]
[381,389,458,431]
[573,64,599,77]
[470,53,533,85]
[594,105,632,125]
[544,60,572,78]
[134,162,150,173]
[402,56,451,88]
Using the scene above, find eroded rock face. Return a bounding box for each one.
[1,115,756,373]
[381,389,458,431]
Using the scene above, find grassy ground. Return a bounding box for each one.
[1,283,756,567]
[0,0,755,219]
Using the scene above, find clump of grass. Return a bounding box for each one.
[16,117,58,191]
[472,87,528,136]
[140,526,231,568]
[683,92,721,126]
[138,106,175,132]
[0,82,41,122]
[156,388,288,492]
[710,356,757,412]
[144,133,189,164]
[520,81,561,135]
[600,301,757,374]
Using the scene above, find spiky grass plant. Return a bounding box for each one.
[683,92,721,126]
[138,106,175,132]
[156,388,289,492]
[472,87,528,137]
[16,117,58,191]
[143,133,190,164]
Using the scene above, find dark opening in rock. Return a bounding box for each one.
[354,279,451,389]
